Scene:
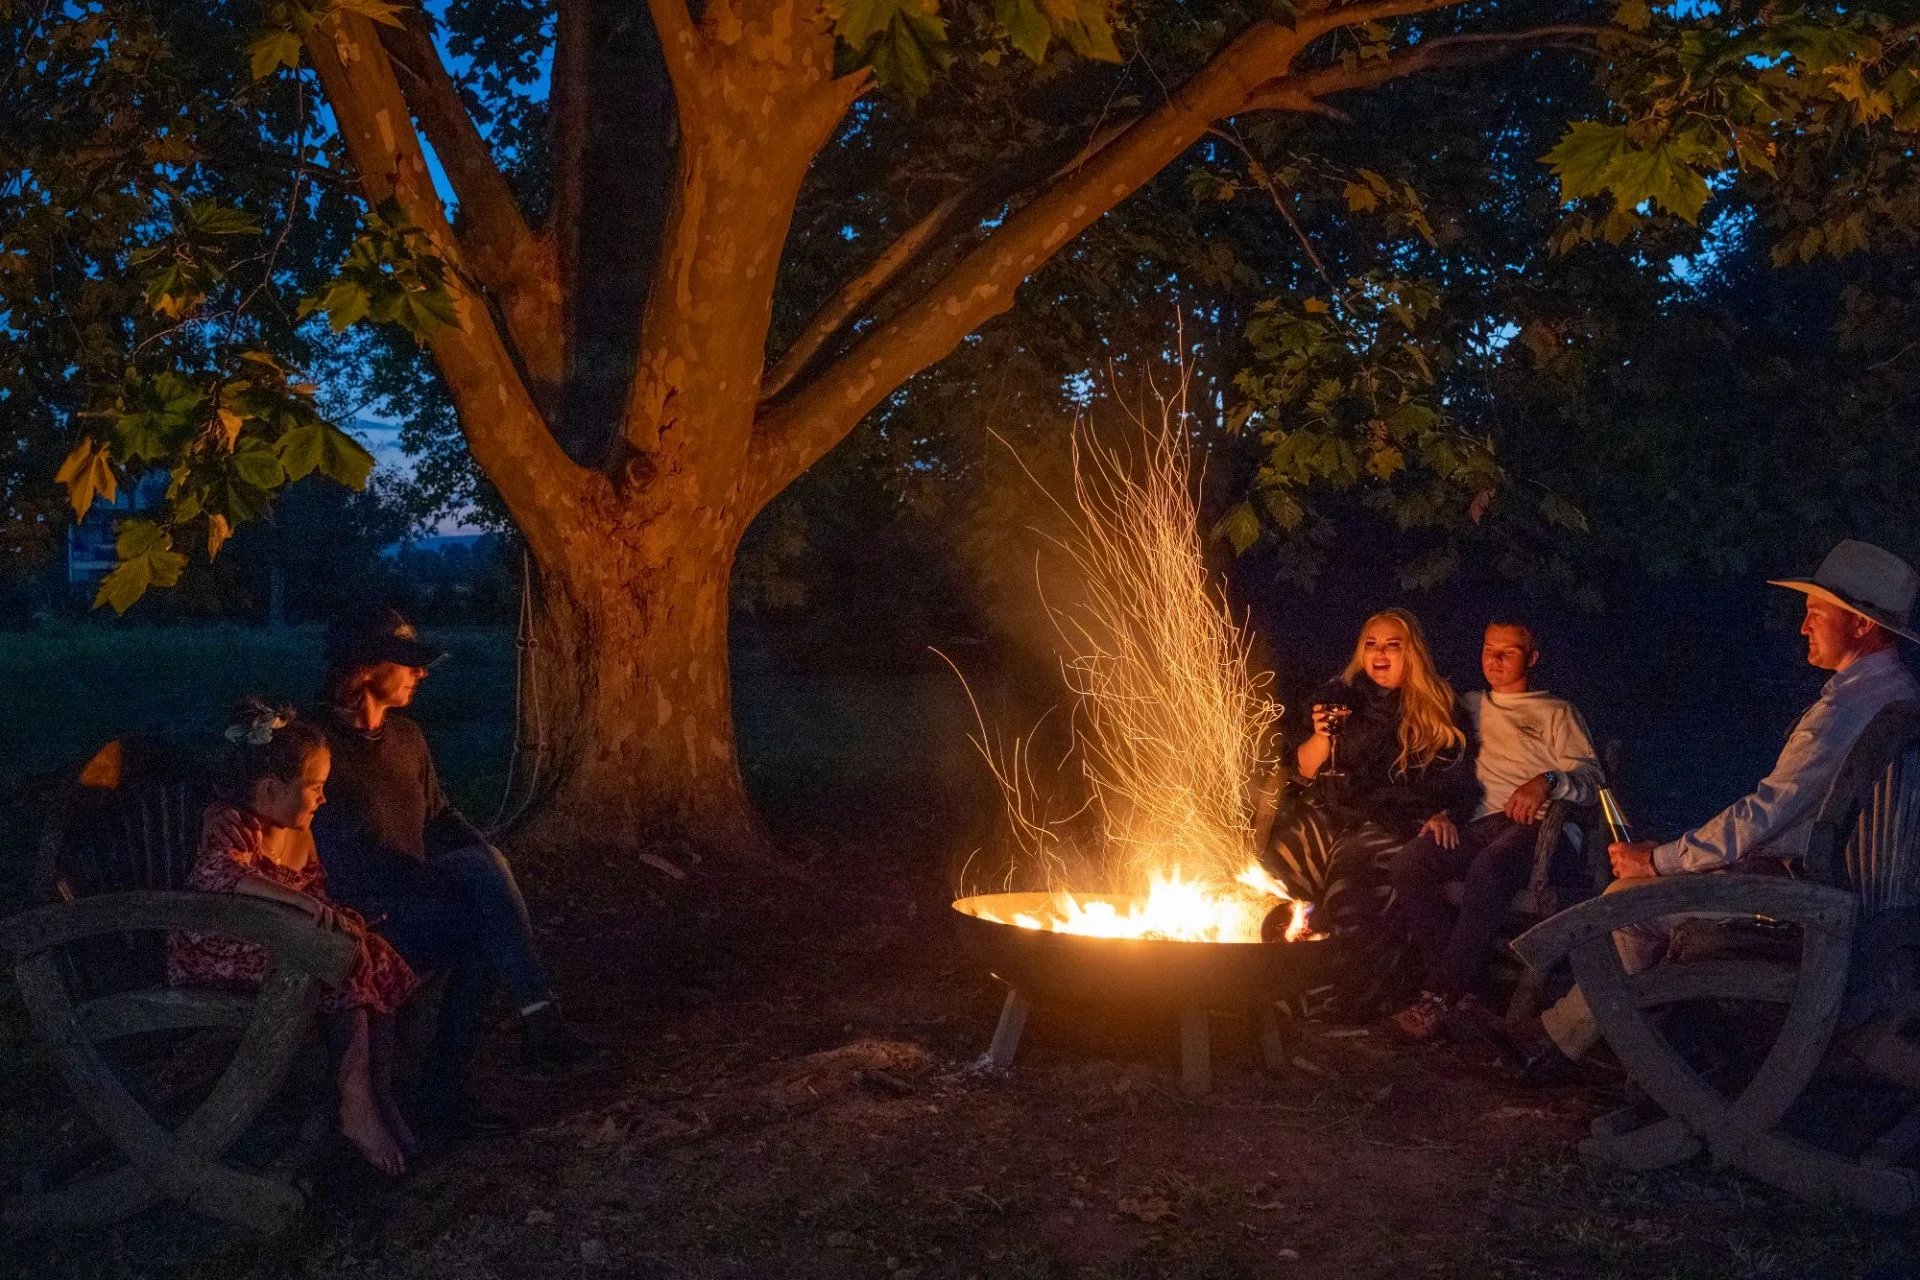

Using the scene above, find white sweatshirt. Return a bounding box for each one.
[1463,689,1603,819]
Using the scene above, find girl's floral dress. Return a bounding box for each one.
[166,804,417,1015]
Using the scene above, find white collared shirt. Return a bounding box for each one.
[1653,648,1920,874]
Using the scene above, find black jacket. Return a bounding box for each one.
[312,711,486,903]
[1299,676,1477,840]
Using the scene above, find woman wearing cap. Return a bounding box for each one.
[307,606,607,1141]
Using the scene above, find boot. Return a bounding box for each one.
[518,1003,613,1079]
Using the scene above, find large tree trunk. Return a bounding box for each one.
[511,501,770,862]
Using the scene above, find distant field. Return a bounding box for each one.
[0,623,518,807]
[0,620,981,854]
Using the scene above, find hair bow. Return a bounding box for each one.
[224,709,292,746]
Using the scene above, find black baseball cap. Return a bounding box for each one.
[324,605,448,671]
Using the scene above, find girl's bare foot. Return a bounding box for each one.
[340,1088,406,1175]
[377,1093,421,1159]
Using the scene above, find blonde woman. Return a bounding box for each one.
[1268,608,1477,1015]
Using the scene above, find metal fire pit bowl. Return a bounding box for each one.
[952,892,1334,1095]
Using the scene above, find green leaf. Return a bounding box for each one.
[277,421,375,488]
[330,0,407,26]
[872,4,951,101]
[113,371,205,461]
[1257,488,1304,531]
[1051,0,1120,63]
[399,284,458,335]
[995,0,1050,63]
[1603,142,1714,223]
[831,0,903,52]
[1544,121,1718,223]
[229,439,287,489]
[1614,0,1651,33]
[830,0,952,99]
[93,520,187,615]
[1367,445,1406,480]
[184,200,260,237]
[201,473,273,525]
[1212,501,1263,555]
[248,28,303,79]
[238,350,289,372]
[1538,491,1589,534]
[305,278,372,331]
[1544,122,1633,205]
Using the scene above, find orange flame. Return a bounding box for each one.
[977,861,1314,943]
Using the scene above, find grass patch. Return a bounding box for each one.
[0,622,516,806]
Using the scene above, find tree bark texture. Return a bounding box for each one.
[516,503,766,859]
[296,0,1584,860]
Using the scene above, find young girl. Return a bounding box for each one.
[1268,609,1476,1013]
[167,700,419,1175]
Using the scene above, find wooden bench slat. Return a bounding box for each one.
[0,892,356,984]
[75,989,258,1040]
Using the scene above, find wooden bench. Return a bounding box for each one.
[1515,702,1920,1214]
[2,740,355,1233]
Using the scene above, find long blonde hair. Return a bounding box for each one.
[1340,608,1465,775]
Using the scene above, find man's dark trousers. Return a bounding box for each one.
[1391,813,1559,1000]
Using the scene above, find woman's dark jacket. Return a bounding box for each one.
[1298,676,1477,841]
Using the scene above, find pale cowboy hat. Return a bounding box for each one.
[1769,539,1920,644]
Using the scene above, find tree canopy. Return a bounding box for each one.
[6,0,1918,850]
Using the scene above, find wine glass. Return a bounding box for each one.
[1316,700,1354,782]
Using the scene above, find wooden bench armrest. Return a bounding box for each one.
[1524,799,1583,915]
[1512,874,1856,973]
[0,891,356,985]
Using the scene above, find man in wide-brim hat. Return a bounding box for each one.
[1518,539,1920,1071]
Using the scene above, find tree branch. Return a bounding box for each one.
[300,7,585,555]
[1242,25,1605,112]
[761,187,971,402]
[1295,0,1474,40]
[747,5,1593,513]
[1207,126,1336,287]
[762,111,1143,402]
[648,0,706,107]
[748,21,1320,498]
[378,11,563,411]
[747,18,1315,508]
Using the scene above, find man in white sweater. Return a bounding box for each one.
[1389,618,1604,1039]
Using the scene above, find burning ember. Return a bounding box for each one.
[956,380,1316,945]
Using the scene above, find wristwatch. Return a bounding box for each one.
[1542,770,1561,798]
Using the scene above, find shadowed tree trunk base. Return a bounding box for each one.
[503,524,780,868]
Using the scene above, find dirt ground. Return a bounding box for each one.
[2,804,1916,1280]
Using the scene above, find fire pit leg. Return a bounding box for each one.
[1256,1005,1290,1074]
[985,988,1032,1070]
[1179,1009,1211,1095]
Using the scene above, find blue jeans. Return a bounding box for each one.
[428,843,553,1011]
[325,839,554,1092]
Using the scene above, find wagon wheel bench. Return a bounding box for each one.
[3,739,355,1233]
[1515,702,1920,1215]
